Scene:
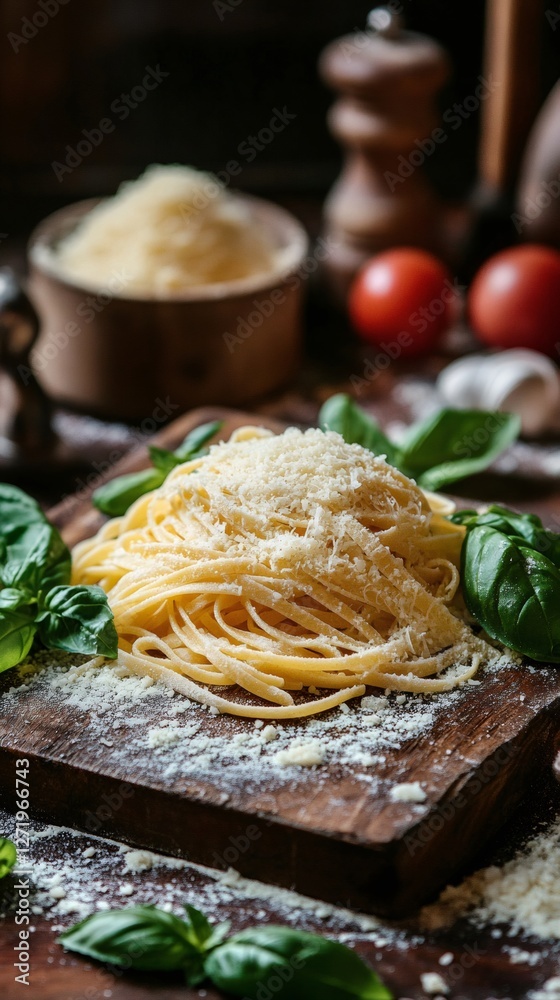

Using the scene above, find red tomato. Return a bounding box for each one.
[468,244,560,355]
[348,248,455,358]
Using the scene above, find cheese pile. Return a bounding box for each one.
[54,164,280,294]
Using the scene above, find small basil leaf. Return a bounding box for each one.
[204,927,392,1000]
[1,523,71,592]
[449,509,479,527]
[58,905,198,972]
[92,468,166,517]
[183,904,215,948]
[0,485,45,544]
[148,446,181,475]
[173,420,223,461]
[319,395,397,465]
[461,524,560,662]
[36,585,118,658]
[0,837,17,878]
[396,409,520,491]
[0,607,36,673]
[0,588,31,611]
[477,505,560,569]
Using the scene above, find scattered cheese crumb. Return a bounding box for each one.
[390,781,427,803]
[261,725,278,742]
[420,971,449,995]
[123,850,156,873]
[274,742,324,767]
[82,847,96,859]
[119,883,135,896]
[49,886,66,900]
[438,952,454,966]
[253,720,264,729]
[147,727,182,748]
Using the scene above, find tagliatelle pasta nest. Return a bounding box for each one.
[72,427,492,718]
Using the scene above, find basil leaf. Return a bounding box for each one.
[92,422,222,516]
[184,904,229,949]
[148,446,181,475]
[36,585,118,658]
[58,905,199,972]
[173,420,223,461]
[92,468,166,517]
[467,505,560,570]
[0,837,17,878]
[0,607,36,672]
[396,409,520,491]
[1,522,71,592]
[461,524,560,662]
[0,588,31,611]
[204,926,392,1000]
[0,485,45,544]
[319,395,397,465]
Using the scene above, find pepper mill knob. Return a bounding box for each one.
[0,268,54,455]
[319,7,451,302]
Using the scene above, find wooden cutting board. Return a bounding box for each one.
[1,407,560,918]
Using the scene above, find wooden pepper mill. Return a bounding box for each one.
[319,7,451,302]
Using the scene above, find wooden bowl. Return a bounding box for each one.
[28,196,308,421]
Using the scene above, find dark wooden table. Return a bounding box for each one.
[1,309,560,997]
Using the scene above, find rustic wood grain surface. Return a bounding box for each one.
[2,401,560,998]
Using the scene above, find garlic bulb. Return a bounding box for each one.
[436,350,560,437]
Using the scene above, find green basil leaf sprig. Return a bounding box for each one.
[319,394,398,466]
[0,484,117,674]
[0,837,17,879]
[93,420,223,516]
[319,395,520,492]
[452,505,560,663]
[59,904,391,999]
[205,925,392,1000]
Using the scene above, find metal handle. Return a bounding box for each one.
[0,268,54,453]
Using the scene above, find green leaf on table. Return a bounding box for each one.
[319,395,397,465]
[92,468,166,517]
[1,522,71,593]
[184,904,230,951]
[36,585,118,658]
[0,837,17,878]
[396,409,520,491]
[148,446,181,475]
[58,905,200,972]
[458,517,560,662]
[0,485,45,545]
[172,420,223,462]
[204,926,393,1000]
[0,606,36,673]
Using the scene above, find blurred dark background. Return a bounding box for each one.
[1,0,558,247]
